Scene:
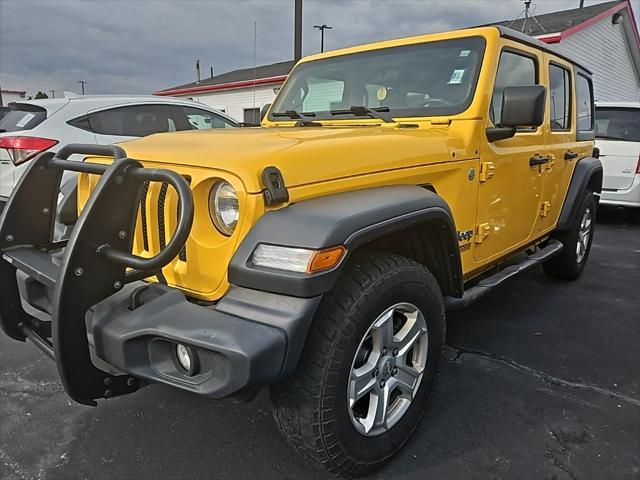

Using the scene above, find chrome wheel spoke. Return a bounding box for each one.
[371,384,391,432]
[394,312,426,357]
[394,365,421,398]
[349,363,377,407]
[371,308,395,351]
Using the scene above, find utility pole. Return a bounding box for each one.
[50,90,55,99]
[294,0,302,62]
[78,80,87,95]
[579,0,585,7]
[313,24,332,53]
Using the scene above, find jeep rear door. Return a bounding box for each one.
[475,45,545,262]
[539,61,596,232]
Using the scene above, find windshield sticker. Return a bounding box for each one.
[16,113,35,128]
[448,69,466,85]
[459,50,471,57]
[376,86,388,101]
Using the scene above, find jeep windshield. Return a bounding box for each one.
[270,36,486,122]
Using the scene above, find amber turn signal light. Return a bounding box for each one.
[308,246,347,273]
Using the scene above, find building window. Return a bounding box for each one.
[549,64,571,131]
[243,108,260,125]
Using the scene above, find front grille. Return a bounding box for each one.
[138,178,190,262]
[140,181,150,251]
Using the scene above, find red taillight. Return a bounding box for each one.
[0,136,58,166]
[636,154,640,175]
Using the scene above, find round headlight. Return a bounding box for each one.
[209,180,239,236]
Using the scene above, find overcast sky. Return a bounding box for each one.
[0,0,637,97]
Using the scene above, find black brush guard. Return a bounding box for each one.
[0,144,194,405]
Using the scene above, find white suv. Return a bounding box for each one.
[595,102,640,208]
[0,95,236,208]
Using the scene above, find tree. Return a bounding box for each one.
[34,91,48,99]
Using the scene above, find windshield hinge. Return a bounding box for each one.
[262,166,289,206]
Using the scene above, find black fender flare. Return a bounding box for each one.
[557,157,603,230]
[228,185,463,298]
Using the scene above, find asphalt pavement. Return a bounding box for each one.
[1,206,639,480]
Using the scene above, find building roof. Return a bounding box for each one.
[155,60,294,96]
[493,0,623,37]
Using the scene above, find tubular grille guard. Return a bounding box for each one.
[0,144,195,405]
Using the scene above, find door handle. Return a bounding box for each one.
[564,150,579,160]
[529,154,550,167]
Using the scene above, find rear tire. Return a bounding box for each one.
[543,190,596,280]
[270,251,445,477]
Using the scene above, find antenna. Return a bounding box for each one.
[508,0,547,34]
[252,21,257,123]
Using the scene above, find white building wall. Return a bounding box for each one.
[177,84,282,122]
[1,91,27,105]
[558,17,640,102]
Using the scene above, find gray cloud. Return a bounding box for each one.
[0,0,635,97]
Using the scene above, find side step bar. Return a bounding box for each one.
[445,240,563,310]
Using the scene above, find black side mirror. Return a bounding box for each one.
[487,85,547,142]
[260,103,272,121]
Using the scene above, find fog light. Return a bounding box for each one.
[175,344,198,376]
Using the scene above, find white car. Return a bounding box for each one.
[0,95,236,208]
[595,102,640,208]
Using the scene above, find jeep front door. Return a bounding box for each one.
[475,47,545,262]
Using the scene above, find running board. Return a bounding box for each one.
[445,240,563,310]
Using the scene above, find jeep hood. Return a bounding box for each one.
[120,126,451,193]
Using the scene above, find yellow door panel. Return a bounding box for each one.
[474,44,545,262]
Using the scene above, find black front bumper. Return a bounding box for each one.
[87,282,320,398]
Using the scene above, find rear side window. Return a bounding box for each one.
[549,64,571,131]
[0,104,47,132]
[89,104,174,137]
[595,108,640,142]
[576,74,594,133]
[491,51,538,126]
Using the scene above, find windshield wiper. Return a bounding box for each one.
[272,110,317,121]
[330,106,394,123]
[271,110,322,127]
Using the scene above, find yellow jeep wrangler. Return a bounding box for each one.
[0,26,601,476]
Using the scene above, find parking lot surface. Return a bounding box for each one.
[1,207,638,480]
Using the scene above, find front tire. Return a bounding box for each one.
[543,189,597,280]
[270,251,445,477]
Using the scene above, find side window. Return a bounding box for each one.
[89,104,173,137]
[179,106,235,129]
[491,51,537,126]
[549,64,571,131]
[576,74,594,132]
[67,115,92,132]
